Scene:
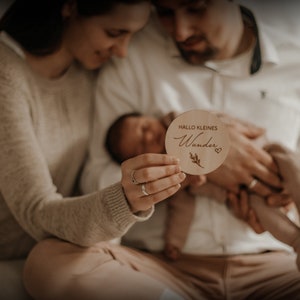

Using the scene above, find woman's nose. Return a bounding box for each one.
[111,37,130,58]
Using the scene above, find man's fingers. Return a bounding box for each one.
[267,192,293,207]
[247,209,266,234]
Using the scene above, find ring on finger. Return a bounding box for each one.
[248,179,258,190]
[130,170,139,185]
[141,183,150,196]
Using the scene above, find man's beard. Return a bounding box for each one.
[177,44,218,65]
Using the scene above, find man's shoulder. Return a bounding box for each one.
[129,14,169,52]
[243,0,300,44]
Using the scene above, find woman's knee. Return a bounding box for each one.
[23,238,112,299]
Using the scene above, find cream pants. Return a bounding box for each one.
[23,238,300,300]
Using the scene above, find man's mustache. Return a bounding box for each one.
[178,35,207,48]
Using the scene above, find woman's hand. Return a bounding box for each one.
[121,153,186,213]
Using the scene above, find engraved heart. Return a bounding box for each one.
[215,148,222,154]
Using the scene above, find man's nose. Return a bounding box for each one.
[173,14,194,42]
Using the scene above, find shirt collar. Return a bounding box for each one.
[257,24,279,67]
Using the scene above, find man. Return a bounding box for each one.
[82,0,300,298]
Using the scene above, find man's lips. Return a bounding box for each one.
[179,36,207,51]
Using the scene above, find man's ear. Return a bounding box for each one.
[62,0,76,18]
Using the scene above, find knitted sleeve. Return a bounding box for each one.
[0,49,152,247]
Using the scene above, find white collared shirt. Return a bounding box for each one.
[82,4,300,255]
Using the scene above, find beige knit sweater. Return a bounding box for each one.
[0,39,151,259]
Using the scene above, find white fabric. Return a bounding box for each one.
[81,3,300,255]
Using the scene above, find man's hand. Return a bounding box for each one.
[207,114,282,196]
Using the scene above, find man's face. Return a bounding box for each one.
[153,0,243,64]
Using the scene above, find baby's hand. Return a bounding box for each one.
[227,190,266,234]
[183,174,206,189]
[164,243,181,261]
[266,190,292,208]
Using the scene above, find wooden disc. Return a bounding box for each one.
[165,110,230,175]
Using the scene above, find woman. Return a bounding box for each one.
[0,0,196,299]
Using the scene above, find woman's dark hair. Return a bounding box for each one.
[0,0,149,55]
[105,112,141,164]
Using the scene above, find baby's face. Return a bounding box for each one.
[120,115,167,159]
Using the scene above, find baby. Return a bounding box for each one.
[106,112,300,266]
[105,111,206,260]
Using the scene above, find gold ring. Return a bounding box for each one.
[130,170,139,185]
[248,179,258,190]
[141,183,149,196]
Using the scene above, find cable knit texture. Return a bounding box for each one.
[0,41,152,259]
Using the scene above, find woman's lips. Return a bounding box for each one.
[95,51,111,63]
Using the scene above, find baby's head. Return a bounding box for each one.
[105,112,167,164]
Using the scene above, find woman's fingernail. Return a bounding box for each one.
[173,157,180,163]
[180,172,186,180]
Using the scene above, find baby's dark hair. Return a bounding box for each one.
[105,112,142,164]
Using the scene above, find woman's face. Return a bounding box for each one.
[63,2,151,69]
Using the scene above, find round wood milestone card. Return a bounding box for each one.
[165,110,230,175]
